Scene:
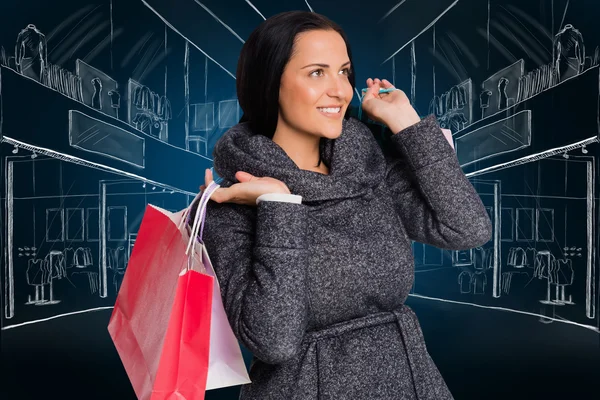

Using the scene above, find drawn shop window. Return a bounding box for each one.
[46,208,64,243]
[192,102,215,131]
[108,206,128,241]
[66,208,85,242]
[501,208,514,242]
[219,100,240,129]
[86,208,99,242]
[536,208,555,242]
[516,208,534,241]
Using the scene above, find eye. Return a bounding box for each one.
[339,68,352,75]
[310,69,324,77]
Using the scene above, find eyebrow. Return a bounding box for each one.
[301,61,351,69]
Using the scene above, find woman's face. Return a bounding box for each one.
[277,29,354,140]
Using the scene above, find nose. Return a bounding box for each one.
[326,75,346,100]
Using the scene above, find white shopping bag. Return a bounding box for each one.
[189,182,252,390]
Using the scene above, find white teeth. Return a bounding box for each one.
[318,107,341,113]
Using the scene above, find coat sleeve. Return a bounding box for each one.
[194,197,310,365]
[382,114,492,250]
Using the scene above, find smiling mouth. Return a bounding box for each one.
[317,107,342,115]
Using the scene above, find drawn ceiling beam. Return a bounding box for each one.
[141,0,319,79]
[380,0,460,64]
[241,0,319,22]
[141,0,252,79]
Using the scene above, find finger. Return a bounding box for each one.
[370,80,383,99]
[205,168,213,186]
[381,79,395,89]
[236,171,256,182]
[210,187,227,203]
[363,80,382,101]
[362,78,374,99]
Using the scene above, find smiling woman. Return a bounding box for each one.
[195,9,492,400]
[273,29,355,173]
[236,11,357,173]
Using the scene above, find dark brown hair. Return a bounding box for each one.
[236,11,356,146]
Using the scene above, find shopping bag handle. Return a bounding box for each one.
[178,190,205,231]
[186,180,220,258]
[178,167,224,231]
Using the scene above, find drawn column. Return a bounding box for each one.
[4,160,15,318]
[470,179,501,297]
[586,160,596,319]
[493,181,501,298]
[98,181,108,298]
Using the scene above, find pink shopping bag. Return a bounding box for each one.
[108,182,250,399]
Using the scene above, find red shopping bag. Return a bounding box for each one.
[108,195,214,400]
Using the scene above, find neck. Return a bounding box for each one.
[272,123,323,172]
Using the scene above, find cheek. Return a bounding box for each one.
[345,87,354,101]
[281,84,320,108]
[344,81,354,99]
[302,86,322,105]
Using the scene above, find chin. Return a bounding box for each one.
[320,126,343,139]
[299,118,344,139]
[312,120,343,138]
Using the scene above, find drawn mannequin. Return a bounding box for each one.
[108,88,121,118]
[498,77,509,110]
[479,89,492,118]
[553,24,585,81]
[91,77,103,110]
[15,24,47,81]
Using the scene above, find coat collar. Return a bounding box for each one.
[212,117,387,203]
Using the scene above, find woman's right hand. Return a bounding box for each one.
[199,168,291,206]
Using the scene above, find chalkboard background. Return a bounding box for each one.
[1,0,599,399]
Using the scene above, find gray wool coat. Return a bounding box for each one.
[196,114,492,399]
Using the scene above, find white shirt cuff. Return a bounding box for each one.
[256,193,303,205]
[441,128,455,149]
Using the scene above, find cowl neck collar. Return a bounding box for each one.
[212,117,386,203]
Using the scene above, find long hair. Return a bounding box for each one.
[236,11,356,166]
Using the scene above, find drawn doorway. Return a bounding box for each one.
[469,179,501,298]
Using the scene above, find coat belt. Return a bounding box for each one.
[304,305,436,400]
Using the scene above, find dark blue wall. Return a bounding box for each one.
[1,1,599,399]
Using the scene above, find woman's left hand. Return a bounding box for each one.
[361,78,421,133]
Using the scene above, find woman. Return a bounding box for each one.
[195,10,492,400]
